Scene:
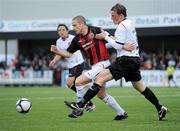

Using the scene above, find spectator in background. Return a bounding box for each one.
[176,56,180,69]
[156,59,166,70]
[166,59,177,87]
[53,66,62,85]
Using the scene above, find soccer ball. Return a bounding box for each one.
[16,98,32,113]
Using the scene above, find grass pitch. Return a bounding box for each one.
[0,86,180,131]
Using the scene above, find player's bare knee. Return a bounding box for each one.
[97,87,106,100]
[74,79,81,87]
[97,93,106,100]
[67,77,75,88]
[66,80,73,88]
[66,82,72,88]
[97,94,104,100]
[95,76,105,86]
[132,81,145,92]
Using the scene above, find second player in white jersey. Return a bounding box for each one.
[74,3,167,121]
[114,19,139,57]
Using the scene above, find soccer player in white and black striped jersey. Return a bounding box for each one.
[70,3,168,121]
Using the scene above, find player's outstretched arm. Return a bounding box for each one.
[50,45,72,58]
[122,43,135,52]
[49,55,61,67]
[96,32,135,51]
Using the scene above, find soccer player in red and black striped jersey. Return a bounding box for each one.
[68,24,109,66]
[51,15,127,120]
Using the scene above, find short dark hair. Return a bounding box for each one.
[72,16,86,25]
[57,24,69,31]
[111,3,127,17]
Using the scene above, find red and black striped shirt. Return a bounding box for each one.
[67,26,109,65]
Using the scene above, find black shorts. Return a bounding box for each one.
[68,63,84,78]
[168,75,173,80]
[108,56,141,82]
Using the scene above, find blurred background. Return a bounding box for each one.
[0,0,180,87]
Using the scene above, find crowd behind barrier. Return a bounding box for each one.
[0,50,179,86]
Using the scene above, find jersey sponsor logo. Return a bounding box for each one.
[78,40,82,43]
[82,41,94,50]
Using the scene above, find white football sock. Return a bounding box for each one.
[103,94,125,115]
[76,85,86,103]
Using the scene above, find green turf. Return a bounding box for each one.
[0,86,180,131]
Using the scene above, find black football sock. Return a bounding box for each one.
[142,87,162,112]
[77,83,101,108]
[70,84,76,93]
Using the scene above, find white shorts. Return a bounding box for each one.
[84,60,111,80]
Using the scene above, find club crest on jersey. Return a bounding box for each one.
[89,33,95,39]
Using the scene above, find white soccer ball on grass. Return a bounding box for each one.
[16,98,32,113]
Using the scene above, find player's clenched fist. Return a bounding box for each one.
[49,59,56,67]
[50,45,58,53]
